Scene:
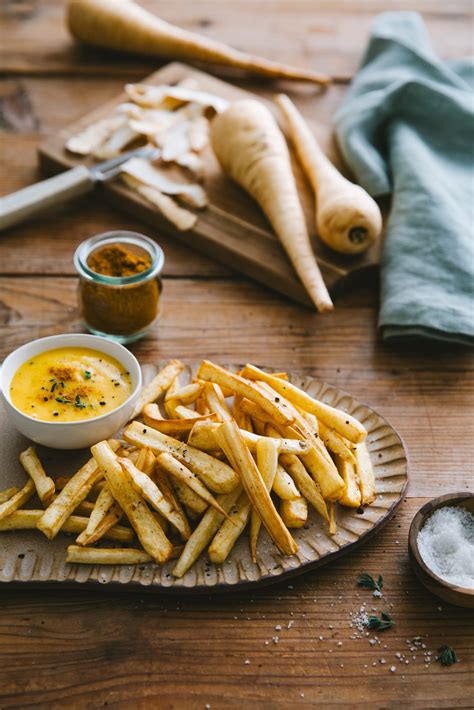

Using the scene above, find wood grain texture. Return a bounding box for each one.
[0,500,472,709]
[1,0,473,706]
[1,1,472,80]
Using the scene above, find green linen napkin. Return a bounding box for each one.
[335,12,474,345]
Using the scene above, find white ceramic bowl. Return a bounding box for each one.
[0,334,142,450]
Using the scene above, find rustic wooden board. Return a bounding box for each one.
[38,62,381,307]
[0,363,407,593]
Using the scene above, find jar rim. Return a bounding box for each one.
[73,231,164,285]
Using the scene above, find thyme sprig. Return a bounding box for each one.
[367,612,394,631]
[436,645,457,666]
[56,394,87,409]
[357,572,383,592]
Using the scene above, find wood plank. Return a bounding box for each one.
[0,499,471,708]
[37,62,381,306]
[1,275,472,497]
[1,1,472,80]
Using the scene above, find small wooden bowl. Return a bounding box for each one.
[409,493,474,608]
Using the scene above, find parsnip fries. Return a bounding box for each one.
[0,359,376,577]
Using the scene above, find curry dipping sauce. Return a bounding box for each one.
[9,347,132,422]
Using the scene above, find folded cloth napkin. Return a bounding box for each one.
[335,12,474,345]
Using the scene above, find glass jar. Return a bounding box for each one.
[74,231,164,344]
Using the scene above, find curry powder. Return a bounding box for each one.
[79,243,160,336]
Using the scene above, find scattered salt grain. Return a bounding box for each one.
[417,506,474,588]
[275,625,282,631]
[390,666,396,673]
[244,659,250,665]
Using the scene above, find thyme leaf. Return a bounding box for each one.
[357,572,383,592]
[436,645,457,666]
[367,612,394,631]
[75,394,86,409]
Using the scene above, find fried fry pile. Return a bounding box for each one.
[0,360,376,576]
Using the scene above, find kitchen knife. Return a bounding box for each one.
[0,146,160,232]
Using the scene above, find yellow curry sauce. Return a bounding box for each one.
[10,347,132,422]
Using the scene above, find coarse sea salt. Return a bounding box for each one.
[417,506,474,589]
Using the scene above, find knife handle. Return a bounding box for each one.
[0,165,95,232]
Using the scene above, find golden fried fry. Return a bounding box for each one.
[165,382,203,406]
[215,420,297,556]
[143,402,163,420]
[208,492,252,565]
[280,497,307,528]
[0,487,19,504]
[153,465,192,536]
[250,438,279,562]
[318,421,356,463]
[241,364,367,443]
[0,480,35,521]
[334,455,362,508]
[273,465,300,501]
[174,404,202,419]
[92,441,172,563]
[197,360,295,427]
[19,447,55,505]
[172,486,242,577]
[354,442,376,505]
[187,420,309,455]
[279,453,328,522]
[124,421,239,494]
[119,456,190,540]
[37,441,120,540]
[202,382,232,421]
[67,546,152,565]
[264,419,344,501]
[0,509,133,542]
[75,485,120,546]
[156,452,226,515]
[143,406,218,435]
[130,359,184,419]
[233,394,253,432]
[171,478,208,516]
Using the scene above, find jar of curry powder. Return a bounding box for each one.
[74,231,164,344]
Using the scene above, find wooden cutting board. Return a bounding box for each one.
[38,62,380,307]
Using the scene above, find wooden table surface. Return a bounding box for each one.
[0,1,472,707]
